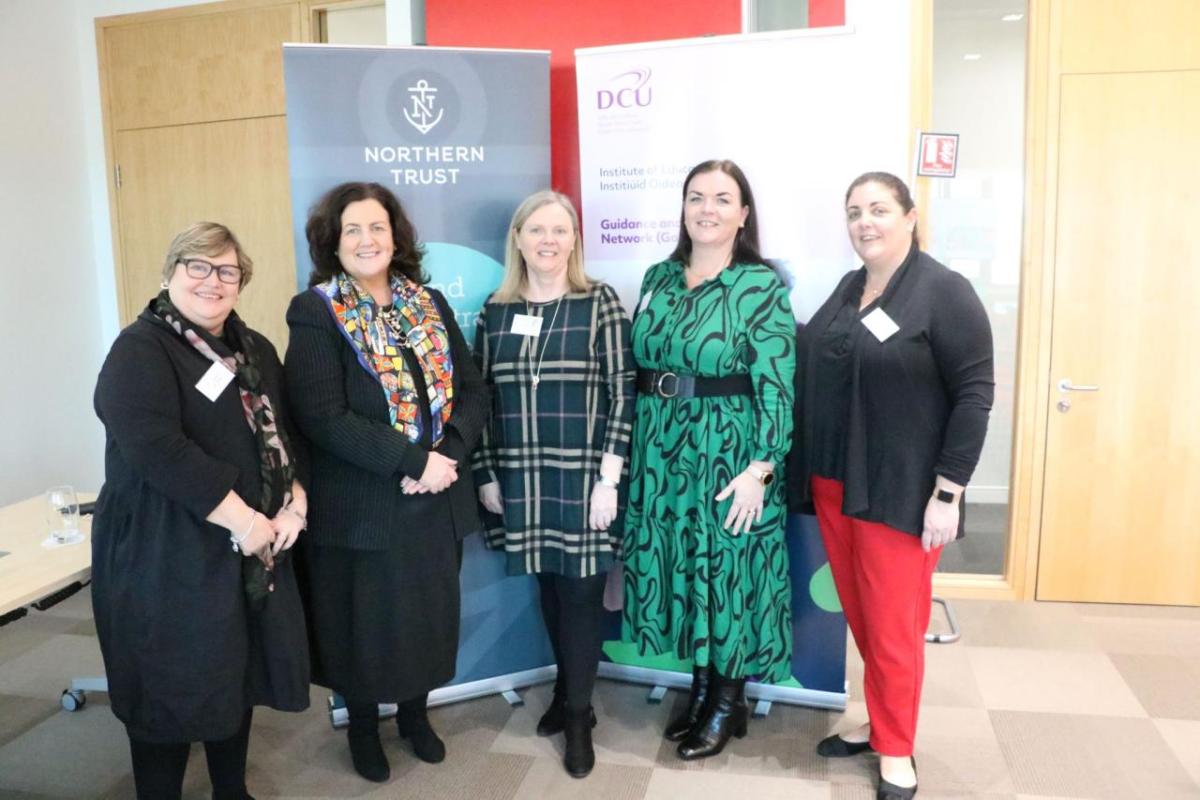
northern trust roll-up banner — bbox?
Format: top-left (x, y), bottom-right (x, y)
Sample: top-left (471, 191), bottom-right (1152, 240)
top-left (283, 44), bottom-right (553, 705)
top-left (577, 22), bottom-right (914, 709)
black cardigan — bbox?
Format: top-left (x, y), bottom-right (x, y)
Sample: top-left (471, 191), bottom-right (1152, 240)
top-left (285, 287), bottom-right (490, 550)
top-left (92, 308), bottom-right (310, 742)
top-left (786, 247), bottom-right (994, 537)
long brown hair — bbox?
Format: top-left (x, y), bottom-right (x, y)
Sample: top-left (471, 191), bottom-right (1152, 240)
top-left (668, 159), bottom-right (769, 267)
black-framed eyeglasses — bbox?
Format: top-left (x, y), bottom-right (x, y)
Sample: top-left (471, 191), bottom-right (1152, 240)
top-left (178, 258), bottom-right (243, 285)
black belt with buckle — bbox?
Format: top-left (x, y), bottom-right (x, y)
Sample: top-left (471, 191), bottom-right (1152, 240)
top-left (636, 369), bottom-right (753, 399)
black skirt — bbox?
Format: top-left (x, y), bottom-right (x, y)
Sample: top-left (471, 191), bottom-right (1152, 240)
top-left (300, 529), bottom-right (463, 703)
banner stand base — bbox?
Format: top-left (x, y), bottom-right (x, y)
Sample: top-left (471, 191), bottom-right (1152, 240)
top-left (597, 662), bottom-right (848, 713)
top-left (328, 665), bottom-right (557, 729)
top-left (328, 662), bottom-right (846, 729)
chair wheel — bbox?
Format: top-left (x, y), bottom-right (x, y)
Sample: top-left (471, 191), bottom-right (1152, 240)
top-left (61, 689), bottom-right (86, 711)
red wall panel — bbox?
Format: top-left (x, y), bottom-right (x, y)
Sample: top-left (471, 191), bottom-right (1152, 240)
top-left (426, 1), bottom-right (741, 214)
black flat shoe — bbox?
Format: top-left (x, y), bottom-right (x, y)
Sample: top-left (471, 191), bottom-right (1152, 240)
top-left (876, 778), bottom-right (917, 799)
top-left (537, 695), bottom-right (596, 737)
top-left (877, 757), bottom-right (918, 800)
top-left (664, 664), bottom-right (712, 742)
top-left (816, 733), bottom-right (873, 757)
top-left (397, 714), bottom-right (446, 764)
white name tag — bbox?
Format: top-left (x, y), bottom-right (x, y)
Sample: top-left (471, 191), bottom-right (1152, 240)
top-left (861, 307), bottom-right (900, 342)
top-left (196, 362), bottom-right (236, 402)
top-left (637, 291), bottom-right (653, 314)
top-left (511, 313), bottom-right (543, 337)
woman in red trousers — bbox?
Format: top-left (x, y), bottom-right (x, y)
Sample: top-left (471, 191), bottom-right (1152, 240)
top-left (787, 172), bottom-right (993, 800)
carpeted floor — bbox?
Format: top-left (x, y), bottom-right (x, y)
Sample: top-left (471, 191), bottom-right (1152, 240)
top-left (1, 588), bottom-right (1199, 799)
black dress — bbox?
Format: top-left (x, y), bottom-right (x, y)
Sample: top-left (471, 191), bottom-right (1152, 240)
top-left (92, 306), bottom-right (310, 745)
top-left (285, 287), bottom-right (490, 702)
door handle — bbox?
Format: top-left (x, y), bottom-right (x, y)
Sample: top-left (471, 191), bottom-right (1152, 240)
top-left (1058, 378), bottom-right (1100, 392)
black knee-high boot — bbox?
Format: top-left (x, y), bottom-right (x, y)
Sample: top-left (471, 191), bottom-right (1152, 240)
top-left (346, 701), bottom-right (389, 783)
top-left (664, 663), bottom-right (713, 741)
top-left (676, 671), bottom-right (748, 760)
top-left (396, 693), bottom-right (445, 764)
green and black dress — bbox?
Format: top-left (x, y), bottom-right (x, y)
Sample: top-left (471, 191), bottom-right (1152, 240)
top-left (623, 260), bottom-right (796, 681)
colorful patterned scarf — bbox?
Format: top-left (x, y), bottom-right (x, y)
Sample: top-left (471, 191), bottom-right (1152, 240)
top-left (151, 290), bottom-right (295, 607)
top-left (314, 273), bottom-right (454, 446)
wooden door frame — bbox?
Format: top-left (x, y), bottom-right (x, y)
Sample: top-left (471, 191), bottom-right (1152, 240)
top-left (94, 0), bottom-right (372, 329)
top-left (915, 0), bottom-right (1052, 601)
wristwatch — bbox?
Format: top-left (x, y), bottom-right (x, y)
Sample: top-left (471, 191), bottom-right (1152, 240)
top-left (747, 465), bottom-right (775, 486)
top-left (598, 475), bottom-right (619, 489)
top-left (935, 488), bottom-right (956, 504)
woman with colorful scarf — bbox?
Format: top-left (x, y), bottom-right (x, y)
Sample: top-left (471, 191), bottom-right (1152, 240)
top-left (92, 222), bottom-right (311, 800)
top-left (285, 182), bottom-right (490, 784)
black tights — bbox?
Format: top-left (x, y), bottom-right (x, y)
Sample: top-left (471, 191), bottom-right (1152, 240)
top-left (128, 708), bottom-right (253, 800)
top-left (536, 572), bottom-right (608, 712)
top-left (346, 692), bottom-right (429, 733)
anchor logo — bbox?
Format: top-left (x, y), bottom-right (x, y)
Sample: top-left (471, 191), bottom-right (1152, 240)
top-left (404, 79), bottom-right (444, 135)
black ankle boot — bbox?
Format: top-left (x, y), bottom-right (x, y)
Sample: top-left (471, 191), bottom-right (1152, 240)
top-left (562, 707), bottom-right (595, 778)
top-left (347, 703), bottom-right (390, 783)
top-left (396, 706), bottom-right (446, 764)
top-left (537, 691), bottom-right (597, 737)
top-left (676, 672), bottom-right (748, 760)
top-left (664, 664), bottom-right (712, 742)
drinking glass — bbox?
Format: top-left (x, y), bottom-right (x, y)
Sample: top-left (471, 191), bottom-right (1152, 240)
top-left (45, 485), bottom-right (82, 545)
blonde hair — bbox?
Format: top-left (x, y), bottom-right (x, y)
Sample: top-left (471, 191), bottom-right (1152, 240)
top-left (492, 190), bottom-right (590, 303)
top-left (162, 222), bottom-right (254, 288)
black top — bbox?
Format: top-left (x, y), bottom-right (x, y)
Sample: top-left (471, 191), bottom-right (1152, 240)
top-left (808, 299), bottom-right (861, 481)
top-left (787, 246), bottom-right (994, 537)
top-left (92, 307), bottom-right (310, 743)
top-left (284, 286), bottom-right (491, 550)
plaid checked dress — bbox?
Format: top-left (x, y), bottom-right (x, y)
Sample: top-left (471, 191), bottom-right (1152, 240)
top-left (473, 282), bottom-right (635, 577)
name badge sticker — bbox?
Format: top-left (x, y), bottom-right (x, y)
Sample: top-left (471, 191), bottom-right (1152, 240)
top-left (637, 291), bottom-right (653, 314)
top-left (861, 307), bottom-right (900, 342)
top-left (196, 362), bottom-right (236, 402)
top-left (511, 313), bottom-right (543, 337)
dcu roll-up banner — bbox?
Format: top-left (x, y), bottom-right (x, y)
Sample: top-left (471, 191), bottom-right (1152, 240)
top-left (577, 20), bottom-right (914, 709)
top-left (283, 44), bottom-right (554, 710)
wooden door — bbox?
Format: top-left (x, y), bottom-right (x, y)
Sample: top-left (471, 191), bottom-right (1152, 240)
top-left (114, 117), bottom-right (296, 347)
top-left (1035, 70), bottom-right (1200, 604)
top-left (99, 1), bottom-right (303, 349)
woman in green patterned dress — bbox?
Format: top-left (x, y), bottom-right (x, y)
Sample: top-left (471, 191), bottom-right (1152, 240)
top-left (624, 159), bottom-right (796, 760)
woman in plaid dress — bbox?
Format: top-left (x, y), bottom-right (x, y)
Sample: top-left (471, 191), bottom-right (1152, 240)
top-left (473, 190), bottom-right (634, 779)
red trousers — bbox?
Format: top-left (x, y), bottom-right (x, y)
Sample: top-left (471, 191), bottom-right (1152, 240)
top-left (811, 476), bottom-right (941, 756)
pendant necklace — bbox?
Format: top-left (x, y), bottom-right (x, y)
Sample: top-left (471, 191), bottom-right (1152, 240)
top-left (528, 295), bottom-right (564, 390)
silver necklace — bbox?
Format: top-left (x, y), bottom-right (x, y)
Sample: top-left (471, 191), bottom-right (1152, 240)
top-left (528, 295), bottom-right (564, 389)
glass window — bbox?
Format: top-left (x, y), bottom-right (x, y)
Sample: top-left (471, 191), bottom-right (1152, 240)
top-left (929, 0), bottom-right (1027, 575)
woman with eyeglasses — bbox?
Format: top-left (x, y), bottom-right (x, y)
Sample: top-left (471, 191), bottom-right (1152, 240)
top-left (285, 182), bottom-right (490, 783)
top-left (92, 222), bottom-right (310, 799)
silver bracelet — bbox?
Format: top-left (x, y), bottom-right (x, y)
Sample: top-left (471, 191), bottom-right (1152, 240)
top-left (231, 511), bottom-right (257, 553)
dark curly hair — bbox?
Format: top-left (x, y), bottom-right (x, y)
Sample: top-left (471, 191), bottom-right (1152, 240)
top-left (305, 182), bottom-right (427, 287)
top-left (668, 159), bottom-right (769, 268)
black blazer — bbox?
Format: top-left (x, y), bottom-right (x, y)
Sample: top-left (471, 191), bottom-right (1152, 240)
top-left (285, 286), bottom-right (490, 550)
top-left (787, 247), bottom-right (994, 537)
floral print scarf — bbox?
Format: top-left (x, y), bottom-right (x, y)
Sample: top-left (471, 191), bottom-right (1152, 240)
top-left (314, 272), bottom-right (454, 446)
